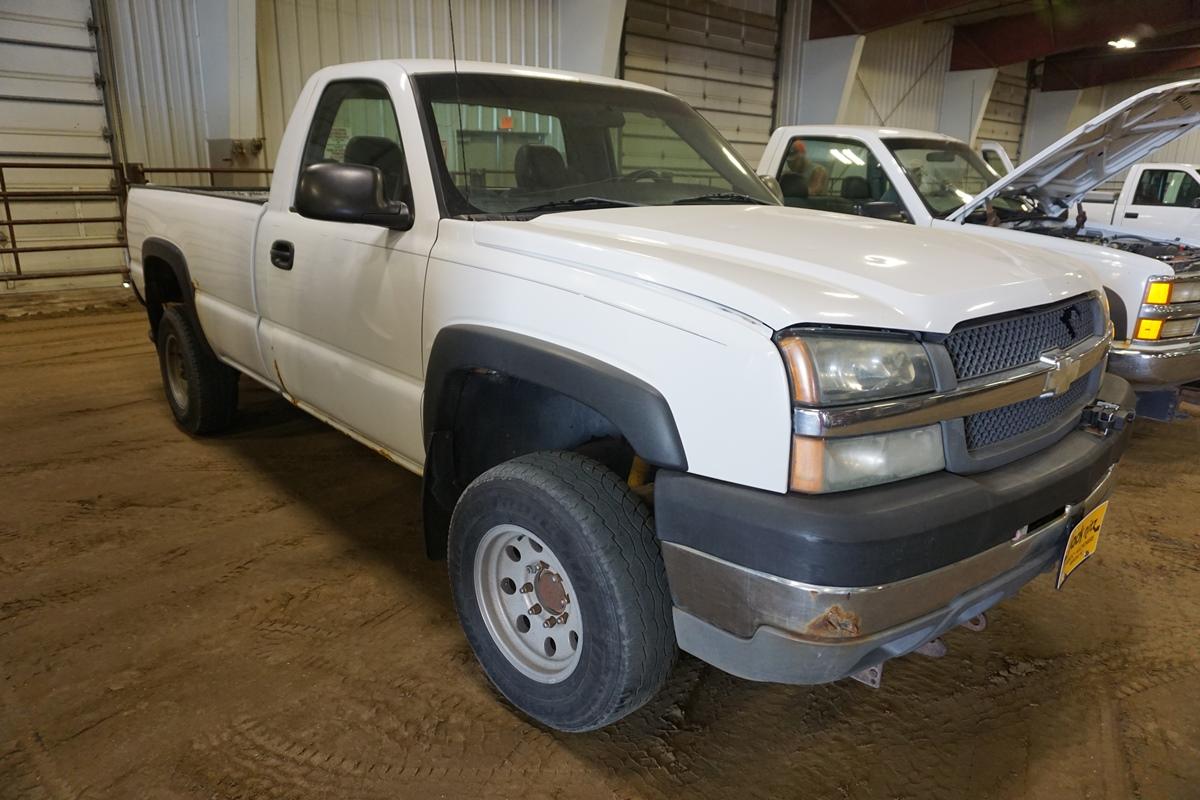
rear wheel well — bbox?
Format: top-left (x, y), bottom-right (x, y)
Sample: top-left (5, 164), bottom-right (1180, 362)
top-left (143, 255), bottom-right (186, 335)
top-left (423, 370), bottom-right (640, 558)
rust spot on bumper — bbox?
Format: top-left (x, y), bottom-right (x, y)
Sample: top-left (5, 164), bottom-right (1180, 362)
top-left (805, 605), bottom-right (861, 639)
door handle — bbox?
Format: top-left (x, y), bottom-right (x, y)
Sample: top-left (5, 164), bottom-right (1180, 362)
top-left (270, 240), bottom-right (294, 270)
top-left (1124, 212), bottom-right (1139, 219)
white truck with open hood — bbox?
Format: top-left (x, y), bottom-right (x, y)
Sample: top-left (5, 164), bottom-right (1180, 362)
top-left (125, 59), bottom-right (1133, 732)
top-left (760, 79), bottom-right (1200, 418)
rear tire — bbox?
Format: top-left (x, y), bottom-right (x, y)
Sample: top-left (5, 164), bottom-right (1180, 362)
top-left (448, 451), bottom-right (675, 732)
top-left (155, 303), bottom-right (238, 435)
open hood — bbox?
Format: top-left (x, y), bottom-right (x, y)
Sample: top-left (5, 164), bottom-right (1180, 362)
top-left (950, 78), bottom-right (1200, 222)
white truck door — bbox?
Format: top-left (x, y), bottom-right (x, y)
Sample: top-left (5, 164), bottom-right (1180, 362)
top-left (254, 77), bottom-right (435, 466)
top-left (1114, 166), bottom-right (1200, 239)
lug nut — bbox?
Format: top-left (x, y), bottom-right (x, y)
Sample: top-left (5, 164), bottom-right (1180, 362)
top-left (543, 617), bottom-right (558, 628)
top-left (519, 582), bottom-right (533, 594)
top-left (529, 603), bottom-right (542, 615)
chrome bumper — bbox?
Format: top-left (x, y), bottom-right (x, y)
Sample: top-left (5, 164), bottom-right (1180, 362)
top-left (1108, 337), bottom-right (1200, 388)
top-left (665, 463), bottom-right (1118, 685)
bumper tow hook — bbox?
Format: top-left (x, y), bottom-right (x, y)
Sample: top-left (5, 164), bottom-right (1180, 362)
top-left (1081, 400), bottom-right (1135, 437)
top-left (915, 638), bottom-right (947, 658)
top-left (962, 613), bottom-right (988, 632)
top-left (849, 664), bottom-right (882, 689)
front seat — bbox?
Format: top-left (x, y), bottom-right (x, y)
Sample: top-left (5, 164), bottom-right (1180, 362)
top-left (779, 172), bottom-right (809, 203)
top-left (840, 175), bottom-right (871, 200)
top-left (344, 136), bottom-right (408, 202)
top-left (514, 144), bottom-right (569, 192)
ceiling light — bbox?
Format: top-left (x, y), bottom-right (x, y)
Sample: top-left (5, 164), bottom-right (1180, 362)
top-left (1108, 37), bottom-right (1137, 49)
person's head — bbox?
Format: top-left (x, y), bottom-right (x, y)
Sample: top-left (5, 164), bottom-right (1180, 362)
top-left (786, 139), bottom-right (810, 173)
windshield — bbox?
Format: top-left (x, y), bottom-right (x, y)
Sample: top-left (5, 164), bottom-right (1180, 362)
top-left (413, 73), bottom-right (778, 216)
top-left (884, 137), bottom-right (1030, 219)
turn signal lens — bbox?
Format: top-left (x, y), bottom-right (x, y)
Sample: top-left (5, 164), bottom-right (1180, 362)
top-left (1161, 318), bottom-right (1200, 338)
top-left (1145, 281), bottom-right (1172, 304)
top-left (790, 426), bottom-right (945, 493)
top-left (1135, 318), bottom-right (1163, 340)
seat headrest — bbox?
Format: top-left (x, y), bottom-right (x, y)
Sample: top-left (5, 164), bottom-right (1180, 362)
top-left (840, 175), bottom-right (871, 200)
top-left (779, 172), bottom-right (809, 199)
top-left (345, 136), bottom-right (404, 169)
top-left (515, 144), bottom-right (569, 191)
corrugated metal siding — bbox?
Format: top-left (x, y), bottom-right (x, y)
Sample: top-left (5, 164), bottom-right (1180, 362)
top-left (978, 62), bottom-right (1028, 158)
top-left (102, 0), bottom-right (211, 174)
top-left (257, 0), bottom-right (558, 167)
top-left (843, 20), bottom-right (952, 130)
top-left (773, 0), bottom-right (808, 128)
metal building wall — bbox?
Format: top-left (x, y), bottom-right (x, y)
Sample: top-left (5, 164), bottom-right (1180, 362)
top-left (842, 20), bottom-right (953, 130)
top-left (257, 0), bottom-right (558, 167)
top-left (102, 0), bottom-right (211, 171)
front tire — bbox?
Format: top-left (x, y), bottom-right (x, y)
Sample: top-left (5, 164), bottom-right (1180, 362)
top-left (155, 303), bottom-right (238, 435)
top-left (448, 451), bottom-right (675, 732)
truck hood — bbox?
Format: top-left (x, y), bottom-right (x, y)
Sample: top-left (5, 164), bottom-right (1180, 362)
top-left (951, 78), bottom-right (1200, 221)
top-left (473, 205), bottom-right (1099, 334)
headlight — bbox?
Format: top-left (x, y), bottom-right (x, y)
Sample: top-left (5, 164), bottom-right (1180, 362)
top-left (791, 426), bottom-right (945, 493)
top-left (1136, 279), bottom-right (1200, 341)
top-left (776, 332), bottom-right (935, 405)
top-left (1144, 278), bottom-right (1200, 305)
top-left (777, 330), bottom-right (942, 493)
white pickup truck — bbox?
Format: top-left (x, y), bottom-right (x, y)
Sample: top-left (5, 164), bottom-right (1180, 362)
top-left (126, 59), bottom-right (1133, 731)
top-left (760, 79), bottom-right (1200, 418)
top-left (1081, 162), bottom-right (1200, 246)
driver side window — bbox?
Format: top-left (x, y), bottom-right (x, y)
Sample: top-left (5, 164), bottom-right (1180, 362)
top-left (776, 137), bottom-right (894, 213)
top-left (1134, 169), bottom-right (1200, 207)
top-left (300, 81), bottom-right (411, 206)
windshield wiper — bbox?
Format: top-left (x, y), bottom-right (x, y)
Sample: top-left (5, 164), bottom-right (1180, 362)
top-left (512, 197), bottom-right (641, 214)
top-left (671, 192), bottom-right (769, 205)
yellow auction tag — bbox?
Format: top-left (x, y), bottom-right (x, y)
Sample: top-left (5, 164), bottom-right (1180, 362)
top-left (1056, 501), bottom-right (1108, 589)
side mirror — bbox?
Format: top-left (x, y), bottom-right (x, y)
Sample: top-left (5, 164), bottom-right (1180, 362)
top-left (1191, 196), bottom-right (1200, 209)
top-left (758, 174), bottom-right (784, 203)
top-left (296, 162), bottom-right (413, 230)
top-left (859, 200), bottom-right (910, 223)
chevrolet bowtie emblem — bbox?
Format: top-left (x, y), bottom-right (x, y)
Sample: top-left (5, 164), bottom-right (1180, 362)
top-left (1039, 348), bottom-right (1085, 398)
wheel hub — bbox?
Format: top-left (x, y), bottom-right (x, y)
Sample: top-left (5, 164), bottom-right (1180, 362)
top-left (533, 564), bottom-right (569, 616)
top-left (474, 524), bottom-right (583, 684)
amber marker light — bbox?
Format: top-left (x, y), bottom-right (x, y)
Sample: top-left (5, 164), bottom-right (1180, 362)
top-left (1145, 281), bottom-right (1172, 305)
top-left (777, 336), bottom-right (819, 403)
top-left (1135, 318), bottom-right (1163, 340)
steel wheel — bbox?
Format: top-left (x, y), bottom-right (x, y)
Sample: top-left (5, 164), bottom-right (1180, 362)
top-left (163, 331), bottom-right (189, 412)
top-left (474, 523), bottom-right (583, 684)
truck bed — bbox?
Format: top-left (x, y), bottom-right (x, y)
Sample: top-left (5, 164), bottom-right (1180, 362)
top-left (126, 184), bottom-right (269, 381)
top-left (133, 184), bottom-right (270, 204)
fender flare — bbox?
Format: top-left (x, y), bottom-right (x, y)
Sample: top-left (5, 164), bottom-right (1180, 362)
top-left (1104, 286), bottom-right (1127, 339)
top-left (141, 238), bottom-right (195, 306)
top-left (423, 325), bottom-right (687, 471)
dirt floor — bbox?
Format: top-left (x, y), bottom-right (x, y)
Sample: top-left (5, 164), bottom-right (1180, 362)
top-left (1, 307), bottom-right (1198, 800)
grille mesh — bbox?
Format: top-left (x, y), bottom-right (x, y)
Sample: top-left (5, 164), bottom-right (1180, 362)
top-left (964, 372), bottom-right (1093, 450)
top-left (944, 297), bottom-right (1099, 381)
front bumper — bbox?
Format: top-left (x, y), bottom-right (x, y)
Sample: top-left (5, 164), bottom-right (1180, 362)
top-left (1108, 337), bottom-right (1200, 388)
top-left (656, 374), bottom-right (1135, 685)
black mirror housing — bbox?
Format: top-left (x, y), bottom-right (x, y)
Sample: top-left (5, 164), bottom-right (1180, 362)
top-left (295, 162), bottom-right (413, 230)
top-left (859, 200), bottom-right (910, 223)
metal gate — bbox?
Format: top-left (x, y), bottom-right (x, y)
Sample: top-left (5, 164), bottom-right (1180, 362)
top-left (621, 0), bottom-right (780, 166)
top-left (977, 62), bottom-right (1030, 162)
top-left (0, 0), bottom-right (126, 291)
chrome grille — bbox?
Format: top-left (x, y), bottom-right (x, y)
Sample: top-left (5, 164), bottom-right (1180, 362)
top-left (963, 373), bottom-right (1093, 450)
top-left (944, 296), bottom-right (1099, 381)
